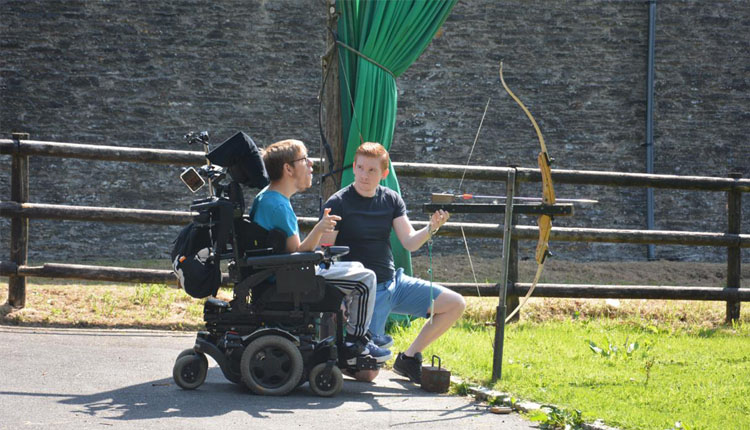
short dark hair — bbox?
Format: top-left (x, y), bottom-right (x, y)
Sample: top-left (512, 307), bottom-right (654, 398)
top-left (262, 139), bottom-right (305, 181)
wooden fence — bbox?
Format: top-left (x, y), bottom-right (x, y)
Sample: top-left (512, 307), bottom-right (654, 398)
top-left (1, 135), bottom-right (748, 321)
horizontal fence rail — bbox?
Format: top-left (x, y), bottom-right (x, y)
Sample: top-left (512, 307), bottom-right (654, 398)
top-left (1, 138), bottom-right (746, 322)
top-left (0, 202), bottom-right (192, 225)
top-left (2, 139), bottom-right (750, 190)
top-left (3, 261), bottom-right (747, 302)
top-left (443, 283), bottom-right (750, 301)
top-left (0, 139), bottom-right (204, 165)
top-left (1, 202), bottom-right (748, 247)
top-left (1, 261), bottom-right (180, 285)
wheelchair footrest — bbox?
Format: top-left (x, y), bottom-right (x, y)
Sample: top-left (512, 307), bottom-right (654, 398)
top-left (350, 356), bottom-right (380, 371)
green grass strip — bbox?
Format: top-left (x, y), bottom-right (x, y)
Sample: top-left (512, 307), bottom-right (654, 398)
top-left (389, 318), bottom-right (750, 430)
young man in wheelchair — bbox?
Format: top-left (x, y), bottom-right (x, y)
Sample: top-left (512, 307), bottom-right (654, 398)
top-left (250, 138), bottom-right (391, 366)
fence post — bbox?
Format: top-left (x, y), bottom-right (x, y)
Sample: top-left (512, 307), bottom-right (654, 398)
top-left (726, 171), bottom-right (742, 323)
top-left (8, 133), bottom-right (30, 308)
top-left (492, 168), bottom-right (517, 382)
top-left (506, 219), bottom-right (520, 322)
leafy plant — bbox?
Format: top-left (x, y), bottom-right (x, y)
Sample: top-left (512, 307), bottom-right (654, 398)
top-left (528, 405), bottom-right (584, 430)
top-left (487, 395), bottom-right (506, 406)
top-left (449, 381), bottom-right (471, 396)
top-left (588, 336), bottom-right (639, 359)
top-left (130, 283), bottom-right (168, 306)
top-left (89, 291), bottom-right (118, 317)
top-left (643, 356), bottom-right (656, 387)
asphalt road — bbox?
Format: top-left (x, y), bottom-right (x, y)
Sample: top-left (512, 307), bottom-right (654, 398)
top-left (0, 325), bottom-right (537, 430)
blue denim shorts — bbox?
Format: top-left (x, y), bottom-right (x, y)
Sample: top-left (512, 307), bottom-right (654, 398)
top-left (368, 268), bottom-right (448, 336)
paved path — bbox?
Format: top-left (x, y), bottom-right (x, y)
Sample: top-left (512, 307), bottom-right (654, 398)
top-left (0, 325), bottom-right (537, 430)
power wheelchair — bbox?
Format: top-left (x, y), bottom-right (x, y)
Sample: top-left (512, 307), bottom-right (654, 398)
top-left (171, 132), bottom-right (380, 397)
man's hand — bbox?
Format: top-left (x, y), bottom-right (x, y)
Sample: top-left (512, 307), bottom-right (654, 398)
top-left (315, 207), bottom-right (341, 234)
top-left (299, 208), bottom-right (341, 252)
top-left (429, 209), bottom-right (450, 234)
top-left (393, 209), bottom-right (450, 252)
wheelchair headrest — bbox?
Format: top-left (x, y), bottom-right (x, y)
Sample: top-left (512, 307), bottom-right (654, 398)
top-left (207, 132), bottom-right (269, 189)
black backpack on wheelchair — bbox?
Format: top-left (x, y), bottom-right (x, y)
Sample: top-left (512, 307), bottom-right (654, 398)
top-left (171, 132), bottom-right (379, 397)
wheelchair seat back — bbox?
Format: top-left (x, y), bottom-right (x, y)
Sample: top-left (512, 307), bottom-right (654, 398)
top-left (230, 218), bottom-right (340, 310)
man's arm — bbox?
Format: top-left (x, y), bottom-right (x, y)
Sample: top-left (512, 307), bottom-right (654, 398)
top-left (294, 208), bottom-right (341, 253)
top-left (319, 230), bottom-right (339, 247)
top-left (392, 210), bottom-right (450, 252)
top-left (318, 194), bottom-right (342, 248)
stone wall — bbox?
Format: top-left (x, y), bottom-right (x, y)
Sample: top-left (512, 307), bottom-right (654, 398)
top-left (1, 0), bottom-right (748, 264)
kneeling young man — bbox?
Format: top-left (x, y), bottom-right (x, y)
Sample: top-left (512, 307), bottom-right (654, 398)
top-left (251, 139), bottom-right (391, 365)
top-left (322, 142), bottom-right (466, 383)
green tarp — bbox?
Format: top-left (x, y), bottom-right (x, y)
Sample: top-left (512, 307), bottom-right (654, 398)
top-left (336, 0), bottom-right (457, 275)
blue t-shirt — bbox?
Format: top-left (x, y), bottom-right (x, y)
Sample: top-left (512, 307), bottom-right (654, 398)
top-left (250, 188), bottom-right (298, 238)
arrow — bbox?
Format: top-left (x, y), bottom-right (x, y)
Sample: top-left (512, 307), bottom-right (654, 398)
top-left (430, 193), bottom-right (597, 204)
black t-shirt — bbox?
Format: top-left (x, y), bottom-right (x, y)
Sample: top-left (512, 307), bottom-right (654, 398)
top-left (323, 184), bottom-right (407, 284)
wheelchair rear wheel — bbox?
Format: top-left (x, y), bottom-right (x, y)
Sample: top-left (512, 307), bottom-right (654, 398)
top-left (173, 353), bottom-right (208, 390)
top-left (308, 363), bottom-right (343, 397)
top-left (240, 335), bottom-right (303, 396)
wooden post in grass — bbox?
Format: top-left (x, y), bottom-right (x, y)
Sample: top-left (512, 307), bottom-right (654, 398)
top-left (726, 171), bottom-right (742, 323)
top-left (8, 133), bottom-right (30, 308)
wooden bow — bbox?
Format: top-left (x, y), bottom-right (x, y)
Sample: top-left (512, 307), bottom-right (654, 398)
top-left (499, 61), bottom-right (556, 323)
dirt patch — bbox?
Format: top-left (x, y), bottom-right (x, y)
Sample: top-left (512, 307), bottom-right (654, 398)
top-left (411, 255), bottom-right (745, 287)
top-left (412, 255), bottom-right (749, 329)
top-left (1, 259), bottom-right (747, 330)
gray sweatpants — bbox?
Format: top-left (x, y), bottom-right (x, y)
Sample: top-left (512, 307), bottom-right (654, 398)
top-left (316, 261), bottom-right (376, 339)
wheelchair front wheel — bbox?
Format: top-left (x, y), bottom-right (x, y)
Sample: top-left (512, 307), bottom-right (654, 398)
top-left (176, 348), bottom-right (202, 362)
top-left (240, 335), bottom-right (303, 396)
top-left (309, 363), bottom-right (343, 397)
top-left (173, 354), bottom-right (208, 390)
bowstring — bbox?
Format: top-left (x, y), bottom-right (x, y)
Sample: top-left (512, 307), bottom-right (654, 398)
top-left (426, 99), bottom-right (489, 325)
top-left (505, 262), bottom-right (544, 323)
top-left (458, 98), bottom-right (491, 300)
top-left (427, 236), bottom-right (435, 324)
top-left (459, 98), bottom-right (491, 191)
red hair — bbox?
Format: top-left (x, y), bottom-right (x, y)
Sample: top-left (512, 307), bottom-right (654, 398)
top-left (355, 142), bottom-right (389, 170)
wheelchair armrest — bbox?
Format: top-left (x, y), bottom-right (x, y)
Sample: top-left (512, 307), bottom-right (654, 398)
top-left (244, 251), bottom-right (324, 268)
top-left (244, 247), bottom-right (274, 257)
top-left (324, 245), bottom-right (349, 259)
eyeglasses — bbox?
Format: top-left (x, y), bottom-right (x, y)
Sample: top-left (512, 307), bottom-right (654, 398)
top-left (290, 156), bottom-right (310, 165)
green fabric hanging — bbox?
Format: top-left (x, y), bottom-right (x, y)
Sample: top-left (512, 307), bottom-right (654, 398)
top-left (336, 0), bottom-right (457, 275)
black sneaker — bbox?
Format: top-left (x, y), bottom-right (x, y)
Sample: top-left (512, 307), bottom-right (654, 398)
top-left (393, 352), bottom-right (423, 383)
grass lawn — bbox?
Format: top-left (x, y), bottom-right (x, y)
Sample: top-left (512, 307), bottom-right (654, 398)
top-left (390, 316), bottom-right (750, 430)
